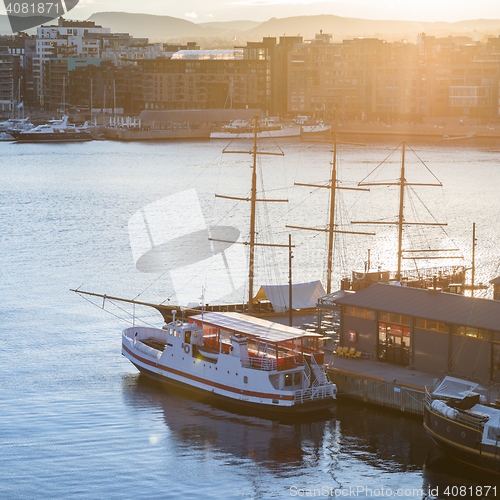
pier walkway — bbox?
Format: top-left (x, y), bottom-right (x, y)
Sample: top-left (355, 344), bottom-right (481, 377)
top-left (325, 353), bottom-right (500, 416)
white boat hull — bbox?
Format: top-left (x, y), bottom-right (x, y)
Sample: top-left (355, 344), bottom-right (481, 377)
top-left (122, 322), bottom-right (336, 419)
top-left (210, 126), bottom-right (301, 139)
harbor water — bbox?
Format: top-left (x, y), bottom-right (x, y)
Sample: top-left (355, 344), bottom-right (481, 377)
top-left (1, 137), bottom-right (500, 499)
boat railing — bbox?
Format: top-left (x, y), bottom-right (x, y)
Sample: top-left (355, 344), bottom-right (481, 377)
top-left (293, 383), bottom-right (336, 403)
top-left (302, 355), bottom-right (312, 387)
top-left (240, 355), bottom-right (277, 371)
top-left (424, 389), bottom-right (433, 408)
top-left (310, 354), bottom-right (327, 385)
top-left (456, 410), bottom-right (489, 430)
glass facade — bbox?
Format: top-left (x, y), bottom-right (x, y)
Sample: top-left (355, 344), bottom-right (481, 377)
top-left (377, 321), bottom-right (410, 366)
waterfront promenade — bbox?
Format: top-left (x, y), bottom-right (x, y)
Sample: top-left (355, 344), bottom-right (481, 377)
top-left (333, 121), bottom-right (500, 141)
top-left (325, 353), bottom-right (500, 416)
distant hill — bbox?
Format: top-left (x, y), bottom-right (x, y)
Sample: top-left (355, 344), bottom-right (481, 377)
top-left (198, 20), bottom-right (260, 32)
top-left (87, 12), bottom-right (500, 44)
top-left (2, 12), bottom-right (500, 44)
top-left (87, 12), bottom-right (202, 38)
top-left (246, 15), bottom-right (500, 42)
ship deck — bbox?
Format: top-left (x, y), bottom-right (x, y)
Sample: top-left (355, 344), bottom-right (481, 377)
top-left (140, 338), bottom-right (166, 351)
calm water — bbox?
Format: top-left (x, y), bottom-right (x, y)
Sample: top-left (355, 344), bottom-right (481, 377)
top-left (1, 137), bottom-right (500, 499)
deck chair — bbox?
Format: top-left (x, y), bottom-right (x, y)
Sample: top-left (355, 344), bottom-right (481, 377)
top-left (348, 347), bottom-right (356, 358)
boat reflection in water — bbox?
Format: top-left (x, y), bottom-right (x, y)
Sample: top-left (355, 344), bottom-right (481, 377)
top-left (122, 374), bottom-right (450, 494)
top-left (122, 373), bottom-right (330, 467)
top-left (122, 374), bottom-right (499, 497)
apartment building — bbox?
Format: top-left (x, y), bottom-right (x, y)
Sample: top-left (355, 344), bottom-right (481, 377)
top-left (6, 17), bottom-right (500, 122)
top-left (32, 17), bottom-right (110, 107)
top-left (101, 40), bottom-right (198, 67)
top-left (139, 48), bottom-right (268, 111)
top-left (68, 61), bottom-right (143, 115)
top-left (0, 35), bottom-right (26, 117)
top-left (288, 32), bottom-right (500, 123)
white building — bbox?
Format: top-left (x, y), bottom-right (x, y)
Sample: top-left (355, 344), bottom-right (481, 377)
top-left (33, 18), bottom-right (110, 103)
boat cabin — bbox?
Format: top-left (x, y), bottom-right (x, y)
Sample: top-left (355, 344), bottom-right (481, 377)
top-left (188, 312), bottom-right (325, 371)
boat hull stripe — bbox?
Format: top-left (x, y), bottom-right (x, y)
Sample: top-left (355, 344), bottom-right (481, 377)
top-left (123, 343), bottom-right (295, 401)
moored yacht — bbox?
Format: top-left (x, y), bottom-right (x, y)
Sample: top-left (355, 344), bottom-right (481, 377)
top-left (211, 118), bottom-right (300, 139)
top-left (9, 115), bottom-right (93, 143)
top-left (0, 117), bottom-right (34, 133)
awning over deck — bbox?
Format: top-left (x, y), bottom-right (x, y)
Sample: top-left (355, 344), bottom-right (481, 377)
top-left (254, 280), bottom-right (326, 313)
top-left (190, 311), bottom-right (321, 343)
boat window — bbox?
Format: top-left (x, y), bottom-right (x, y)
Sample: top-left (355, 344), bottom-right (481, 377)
top-left (184, 331), bottom-right (191, 344)
top-left (284, 373), bottom-right (293, 387)
top-left (294, 372), bottom-right (301, 385)
top-left (219, 328), bottom-right (231, 344)
top-left (243, 376), bottom-right (248, 384)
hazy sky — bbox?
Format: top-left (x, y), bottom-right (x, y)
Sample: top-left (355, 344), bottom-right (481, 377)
top-left (2, 0), bottom-right (500, 23)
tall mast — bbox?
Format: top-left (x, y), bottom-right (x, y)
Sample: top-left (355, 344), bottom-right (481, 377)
top-left (396, 143), bottom-right (406, 281)
top-left (248, 121), bottom-right (258, 309)
top-left (288, 234), bottom-right (293, 326)
top-left (287, 112), bottom-right (371, 294)
top-left (214, 116), bottom-right (290, 312)
top-left (326, 140), bottom-right (337, 293)
top-left (90, 78), bottom-right (93, 124)
top-left (471, 222), bottom-right (476, 297)
top-left (62, 74), bottom-right (66, 117)
top-left (353, 141), bottom-right (451, 281)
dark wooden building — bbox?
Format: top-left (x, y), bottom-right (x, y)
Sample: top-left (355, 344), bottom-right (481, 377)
top-left (332, 283), bottom-right (500, 383)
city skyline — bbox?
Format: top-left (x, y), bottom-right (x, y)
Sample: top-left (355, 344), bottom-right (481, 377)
top-left (2, 0), bottom-right (500, 24)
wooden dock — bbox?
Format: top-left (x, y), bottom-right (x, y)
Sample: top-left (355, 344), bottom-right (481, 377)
top-left (326, 354), bottom-right (438, 416)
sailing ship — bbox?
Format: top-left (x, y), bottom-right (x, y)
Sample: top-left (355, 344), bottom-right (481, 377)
top-left (424, 376), bottom-right (500, 475)
top-left (74, 116), bottom-right (336, 418)
top-left (287, 123), bottom-right (372, 295)
top-left (286, 117), bottom-right (466, 295)
top-left (344, 141), bottom-right (467, 292)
